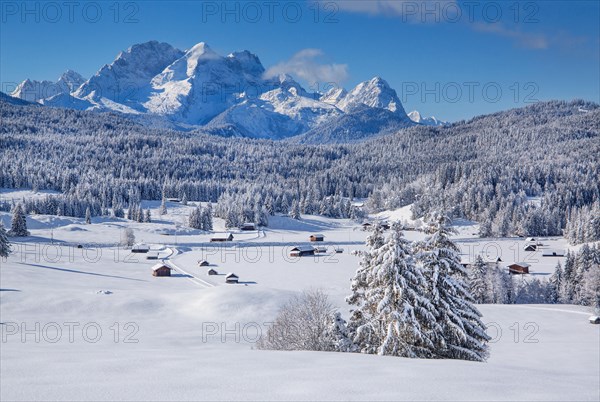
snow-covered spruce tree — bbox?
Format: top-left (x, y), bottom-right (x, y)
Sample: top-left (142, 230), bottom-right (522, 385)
top-left (323, 312), bottom-right (355, 352)
top-left (347, 223), bottom-right (438, 357)
top-left (469, 255), bottom-right (489, 304)
top-left (415, 212), bottom-right (490, 361)
top-left (346, 224), bottom-right (385, 354)
top-left (181, 192), bottom-right (188, 206)
top-left (188, 206), bottom-right (203, 229)
top-left (85, 207), bottom-right (91, 224)
top-left (290, 199), bottom-right (301, 220)
top-left (0, 223), bottom-right (11, 258)
top-left (8, 203), bottom-right (29, 237)
top-left (559, 252), bottom-right (576, 303)
top-left (548, 262), bottom-right (563, 304)
top-left (144, 209), bottom-right (151, 223)
top-left (159, 196), bottom-right (167, 216)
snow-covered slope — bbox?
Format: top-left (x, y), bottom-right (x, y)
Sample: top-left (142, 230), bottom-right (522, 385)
top-left (1, 201), bottom-right (598, 401)
top-left (0, 91), bottom-right (38, 106)
top-left (336, 77), bottom-right (407, 116)
top-left (15, 41), bottom-right (424, 141)
top-left (75, 40), bottom-right (184, 106)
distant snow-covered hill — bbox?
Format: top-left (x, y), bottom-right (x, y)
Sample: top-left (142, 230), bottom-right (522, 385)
top-left (408, 110), bottom-right (448, 126)
top-left (11, 40), bottom-right (418, 141)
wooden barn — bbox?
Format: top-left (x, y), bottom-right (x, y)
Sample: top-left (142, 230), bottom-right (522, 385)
top-left (309, 234), bottom-right (325, 242)
top-left (132, 243), bottom-right (150, 253)
top-left (146, 252), bottom-right (159, 260)
top-left (207, 268), bottom-right (218, 276)
top-left (542, 250), bottom-right (565, 257)
top-left (240, 222), bottom-right (256, 231)
top-left (290, 246), bottom-right (316, 257)
top-left (361, 222), bottom-right (372, 230)
top-left (523, 244), bottom-right (537, 252)
top-left (198, 260), bottom-right (210, 267)
top-left (225, 273), bottom-right (239, 284)
top-left (508, 262), bottom-right (530, 275)
top-left (210, 233), bottom-right (234, 242)
top-left (152, 263), bottom-right (172, 277)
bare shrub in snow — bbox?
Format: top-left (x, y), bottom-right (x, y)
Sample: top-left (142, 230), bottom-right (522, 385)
top-left (256, 289), bottom-right (353, 352)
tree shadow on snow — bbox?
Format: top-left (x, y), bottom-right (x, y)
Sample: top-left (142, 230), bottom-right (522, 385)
top-left (17, 262), bottom-right (147, 282)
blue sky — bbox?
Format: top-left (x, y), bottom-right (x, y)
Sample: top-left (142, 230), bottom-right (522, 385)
top-left (1, 0), bottom-right (598, 121)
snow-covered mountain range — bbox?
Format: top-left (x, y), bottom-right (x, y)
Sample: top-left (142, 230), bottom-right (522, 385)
top-left (10, 40), bottom-right (445, 140)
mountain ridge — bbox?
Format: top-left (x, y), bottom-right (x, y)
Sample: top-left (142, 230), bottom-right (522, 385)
top-left (11, 40), bottom-right (420, 141)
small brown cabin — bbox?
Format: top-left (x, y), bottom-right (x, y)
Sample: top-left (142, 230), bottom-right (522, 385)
top-left (309, 234), bottom-right (325, 242)
top-left (523, 244), bottom-right (537, 252)
top-left (198, 260), bottom-right (210, 267)
top-left (152, 264), bottom-right (172, 277)
top-left (207, 268), bottom-right (218, 276)
top-left (290, 246), bottom-right (315, 257)
top-left (210, 233), bottom-right (234, 242)
top-left (508, 262), bottom-right (530, 275)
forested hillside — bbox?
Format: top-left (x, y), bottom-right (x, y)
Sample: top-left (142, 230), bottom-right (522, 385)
top-left (1, 99), bottom-right (598, 239)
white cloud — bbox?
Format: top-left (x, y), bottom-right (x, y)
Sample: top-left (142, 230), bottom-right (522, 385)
top-left (265, 49), bottom-right (349, 84)
top-left (317, 0), bottom-right (457, 21)
top-left (473, 23), bottom-right (549, 50)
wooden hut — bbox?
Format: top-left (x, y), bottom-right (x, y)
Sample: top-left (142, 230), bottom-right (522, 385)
top-left (309, 234), bottom-right (325, 242)
top-left (207, 268), bottom-right (218, 276)
top-left (508, 262), bottom-right (530, 275)
top-left (225, 273), bottom-right (239, 284)
top-left (290, 246), bottom-right (316, 257)
top-left (198, 260), bottom-right (210, 267)
top-left (523, 244), bottom-right (537, 252)
top-left (240, 222), bottom-right (256, 231)
top-left (146, 252), bottom-right (159, 260)
top-left (210, 233), bottom-right (234, 242)
top-left (132, 243), bottom-right (150, 253)
top-left (152, 263), bottom-right (172, 277)
top-left (542, 250), bottom-right (565, 257)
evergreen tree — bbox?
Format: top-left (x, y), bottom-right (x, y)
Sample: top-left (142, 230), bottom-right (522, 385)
top-left (8, 203), bottom-right (29, 237)
top-left (144, 209), bottom-right (151, 223)
top-left (113, 203), bottom-right (124, 218)
top-left (159, 196), bottom-right (167, 216)
top-left (290, 199), bottom-right (301, 220)
top-left (348, 223), bottom-right (438, 358)
top-left (323, 312), bottom-right (355, 352)
top-left (189, 206), bottom-right (203, 229)
top-left (0, 223), bottom-right (11, 258)
top-left (560, 252), bottom-right (576, 303)
top-left (203, 207), bottom-right (213, 231)
top-left (85, 207), bottom-right (91, 224)
top-left (416, 212), bottom-right (490, 361)
top-left (469, 255), bottom-right (489, 304)
top-left (548, 262), bottom-right (562, 304)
